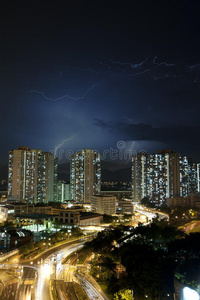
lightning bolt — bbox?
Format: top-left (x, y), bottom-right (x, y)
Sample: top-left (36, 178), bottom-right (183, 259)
top-left (94, 55), bottom-right (185, 82)
top-left (122, 117), bottom-right (133, 123)
top-left (187, 64), bottom-right (200, 82)
top-left (97, 56), bottom-right (177, 79)
top-left (130, 68), bottom-right (152, 77)
top-left (95, 57), bottom-right (112, 69)
top-left (30, 84), bottom-right (95, 102)
top-left (110, 56), bottom-right (149, 69)
top-left (153, 56), bottom-right (175, 67)
top-left (54, 136), bottom-right (75, 157)
top-left (188, 63), bottom-right (200, 70)
top-left (148, 73), bottom-right (182, 80)
top-left (125, 140), bottom-right (136, 164)
top-left (107, 56), bottom-right (200, 82)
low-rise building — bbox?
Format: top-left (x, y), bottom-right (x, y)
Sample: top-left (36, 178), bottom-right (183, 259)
top-left (0, 191), bottom-right (7, 202)
top-left (0, 227), bottom-right (33, 250)
top-left (54, 210), bottom-right (80, 225)
top-left (12, 203), bottom-right (81, 228)
top-left (91, 195), bottom-right (116, 215)
top-left (117, 200), bottom-right (134, 215)
top-left (13, 203), bottom-right (52, 215)
top-left (79, 212), bottom-right (103, 226)
top-left (167, 193), bottom-right (200, 208)
top-left (0, 206), bottom-right (8, 222)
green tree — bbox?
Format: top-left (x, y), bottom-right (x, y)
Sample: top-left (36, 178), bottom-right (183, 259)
top-left (52, 219), bottom-right (63, 232)
top-left (71, 227), bottom-right (83, 237)
top-left (141, 197), bottom-right (155, 208)
top-left (160, 204), bottom-right (171, 214)
top-left (114, 289), bottom-right (133, 300)
top-left (19, 241), bottom-right (34, 255)
top-left (102, 214), bottom-right (119, 224)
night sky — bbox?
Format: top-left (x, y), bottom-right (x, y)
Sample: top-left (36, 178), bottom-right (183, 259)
top-left (1, 0), bottom-right (200, 170)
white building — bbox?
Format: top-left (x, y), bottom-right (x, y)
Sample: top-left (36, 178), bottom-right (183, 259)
top-left (91, 195), bottom-right (116, 215)
top-left (8, 146), bottom-right (58, 203)
top-left (70, 149), bottom-right (101, 203)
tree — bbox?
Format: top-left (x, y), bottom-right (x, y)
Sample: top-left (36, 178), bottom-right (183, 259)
top-left (141, 197), bottom-right (155, 208)
top-left (102, 214), bottom-right (119, 224)
top-left (52, 219), bottom-right (63, 232)
top-left (19, 241), bottom-right (34, 255)
top-left (114, 289), bottom-right (133, 300)
top-left (160, 204), bottom-right (171, 214)
top-left (71, 227), bottom-right (83, 237)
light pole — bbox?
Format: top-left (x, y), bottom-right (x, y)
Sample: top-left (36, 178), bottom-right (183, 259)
top-left (53, 253), bottom-right (57, 280)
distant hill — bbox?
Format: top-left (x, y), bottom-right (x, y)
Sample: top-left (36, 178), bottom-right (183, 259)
top-left (58, 161), bottom-right (131, 182)
top-left (0, 164), bottom-right (8, 181)
top-left (101, 168), bottom-right (131, 182)
top-left (1, 160), bottom-right (131, 183)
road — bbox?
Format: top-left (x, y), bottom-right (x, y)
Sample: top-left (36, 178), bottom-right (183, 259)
top-left (1, 238), bottom-right (86, 300)
top-left (36, 242), bottom-right (85, 300)
top-left (75, 274), bottom-right (107, 300)
top-left (134, 204), bottom-right (169, 222)
top-left (2, 234), bottom-right (111, 300)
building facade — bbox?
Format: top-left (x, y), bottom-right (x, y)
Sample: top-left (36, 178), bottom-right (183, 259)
top-left (132, 151), bottom-right (148, 202)
top-left (167, 193), bottom-right (200, 208)
top-left (57, 181), bottom-right (70, 202)
top-left (132, 150), bottom-right (180, 206)
top-left (8, 147), bottom-right (57, 203)
top-left (179, 156), bottom-right (190, 197)
top-left (70, 149), bottom-right (101, 203)
top-left (188, 160), bottom-right (198, 194)
top-left (117, 200), bottom-right (134, 215)
top-left (197, 163), bottom-right (200, 193)
top-left (179, 157), bottom-right (198, 197)
top-left (148, 150), bottom-right (180, 206)
top-left (91, 195), bottom-right (116, 215)
top-left (132, 150), bottom-right (200, 207)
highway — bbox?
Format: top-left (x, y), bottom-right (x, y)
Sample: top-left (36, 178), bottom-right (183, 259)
top-left (1, 237), bottom-right (86, 300)
top-left (75, 274), bottom-right (106, 300)
top-left (134, 204), bottom-right (169, 222)
top-left (1, 233), bottom-right (108, 300)
top-left (36, 242), bottom-right (84, 300)
top-left (3, 239), bottom-right (107, 300)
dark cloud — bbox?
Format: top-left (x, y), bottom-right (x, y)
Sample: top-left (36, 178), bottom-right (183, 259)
top-left (94, 119), bottom-right (200, 145)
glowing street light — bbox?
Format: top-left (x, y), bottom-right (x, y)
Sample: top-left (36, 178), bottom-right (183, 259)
top-left (183, 287), bottom-right (199, 300)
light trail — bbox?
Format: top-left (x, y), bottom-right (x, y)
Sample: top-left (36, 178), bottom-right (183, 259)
top-left (36, 243), bottom-right (84, 299)
top-left (76, 274), bottom-right (105, 300)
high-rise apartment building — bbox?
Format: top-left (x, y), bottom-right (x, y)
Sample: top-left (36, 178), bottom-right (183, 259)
top-left (147, 150), bottom-right (180, 206)
top-left (132, 151), bottom-right (148, 202)
top-left (132, 150), bottom-right (199, 207)
top-left (8, 147), bottom-right (57, 203)
top-left (188, 160), bottom-right (198, 194)
top-left (179, 156), bottom-right (189, 197)
top-left (57, 181), bottom-right (70, 202)
top-left (70, 149), bottom-right (101, 203)
top-left (132, 150), bottom-right (180, 206)
top-left (197, 163), bottom-right (200, 192)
